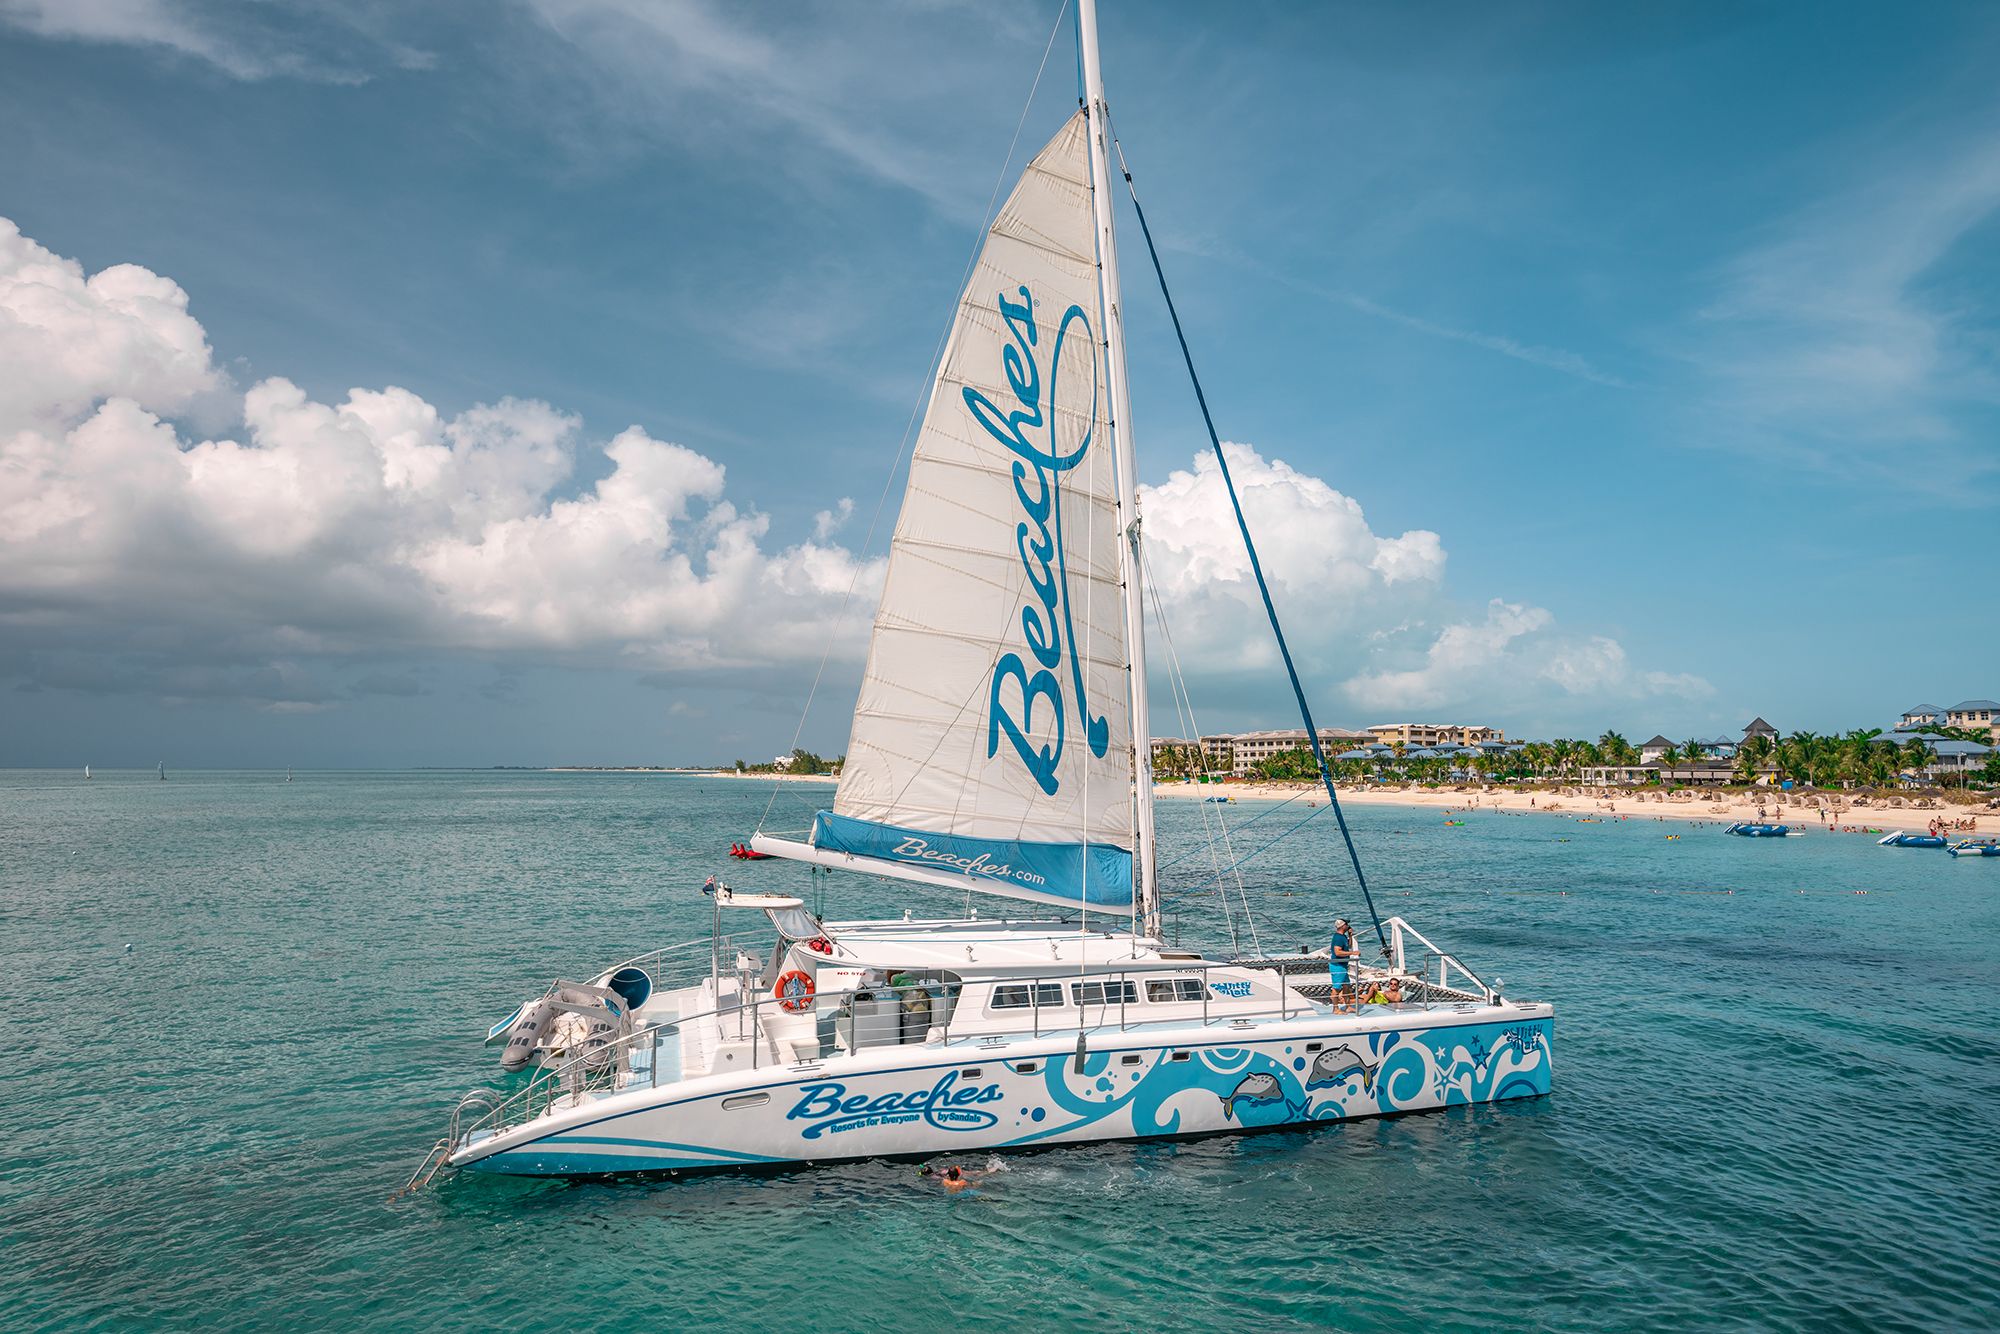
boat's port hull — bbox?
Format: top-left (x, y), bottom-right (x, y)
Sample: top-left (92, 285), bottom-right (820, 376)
top-left (452, 1007), bottom-right (1553, 1178)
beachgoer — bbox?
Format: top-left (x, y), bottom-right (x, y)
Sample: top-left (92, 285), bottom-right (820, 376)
top-left (1329, 917), bottom-right (1357, 1010)
top-left (1384, 977), bottom-right (1404, 1004)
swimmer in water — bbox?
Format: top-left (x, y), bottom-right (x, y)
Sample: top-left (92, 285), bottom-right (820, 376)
top-left (921, 1164), bottom-right (990, 1193)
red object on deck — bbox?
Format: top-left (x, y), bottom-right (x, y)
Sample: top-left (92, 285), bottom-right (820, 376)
top-left (728, 842), bottom-right (774, 860)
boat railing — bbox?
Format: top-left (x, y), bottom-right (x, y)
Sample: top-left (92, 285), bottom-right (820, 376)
top-left (449, 952), bottom-right (1502, 1153)
top-left (1382, 915), bottom-right (1495, 1003)
top-left (597, 934), bottom-right (751, 990)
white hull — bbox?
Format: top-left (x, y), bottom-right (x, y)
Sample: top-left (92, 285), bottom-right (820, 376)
top-left (451, 1002), bottom-right (1553, 1178)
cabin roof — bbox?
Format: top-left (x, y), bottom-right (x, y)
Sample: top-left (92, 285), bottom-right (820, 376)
top-left (1949, 698), bottom-right (1999, 711)
top-left (819, 918), bottom-right (1200, 974)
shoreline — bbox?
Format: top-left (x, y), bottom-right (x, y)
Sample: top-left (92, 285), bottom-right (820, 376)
top-left (1153, 781), bottom-right (1999, 835)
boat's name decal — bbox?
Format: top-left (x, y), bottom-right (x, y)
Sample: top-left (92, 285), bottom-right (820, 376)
top-left (786, 1070), bottom-right (1006, 1139)
top-left (891, 835), bottom-right (1047, 887)
top-left (1209, 981), bottom-right (1252, 998)
top-left (972, 284), bottom-right (1110, 796)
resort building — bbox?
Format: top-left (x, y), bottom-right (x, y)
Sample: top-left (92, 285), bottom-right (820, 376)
top-left (1364, 722), bottom-right (1506, 748)
top-left (1638, 735), bottom-right (1676, 763)
top-left (1926, 740), bottom-right (1993, 778)
top-left (1946, 699), bottom-right (2000, 742)
top-left (1897, 705), bottom-right (1947, 732)
top-left (1225, 727), bottom-right (1372, 776)
top-left (1741, 717), bottom-right (1779, 743)
top-left (1584, 759), bottom-right (1763, 787)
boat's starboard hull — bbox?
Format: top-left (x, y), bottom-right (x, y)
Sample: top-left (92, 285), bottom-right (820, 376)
top-left (452, 1009), bottom-right (1553, 1178)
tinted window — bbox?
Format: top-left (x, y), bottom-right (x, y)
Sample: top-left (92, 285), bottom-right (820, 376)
top-left (991, 983), bottom-right (1064, 1010)
top-left (1146, 978), bottom-right (1205, 1003)
top-left (1070, 980), bottom-right (1138, 1006)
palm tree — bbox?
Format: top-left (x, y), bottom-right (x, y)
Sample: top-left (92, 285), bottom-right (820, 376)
top-left (1902, 737), bottom-right (1933, 785)
top-left (1735, 733), bottom-right (1774, 784)
top-left (1658, 745), bottom-right (1682, 785)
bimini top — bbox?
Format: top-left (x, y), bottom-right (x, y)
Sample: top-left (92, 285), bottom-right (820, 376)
top-left (819, 917), bottom-right (1194, 975)
top-left (713, 888), bottom-right (805, 911)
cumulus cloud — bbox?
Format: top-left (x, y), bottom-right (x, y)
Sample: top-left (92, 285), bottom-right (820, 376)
top-left (1136, 442), bottom-right (1445, 682)
top-left (0, 218), bottom-right (880, 701)
top-left (1350, 606), bottom-right (1713, 717)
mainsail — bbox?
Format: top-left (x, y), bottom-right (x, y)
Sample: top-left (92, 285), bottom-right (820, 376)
top-left (771, 111), bottom-right (1136, 914)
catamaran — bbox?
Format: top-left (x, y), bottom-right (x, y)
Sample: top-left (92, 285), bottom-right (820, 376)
top-left (409, 0), bottom-right (1552, 1189)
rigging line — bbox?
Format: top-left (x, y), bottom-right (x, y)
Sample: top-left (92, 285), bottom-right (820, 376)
top-left (1152, 788), bottom-right (1307, 873)
top-left (1109, 125), bottom-right (1387, 957)
top-left (1140, 543), bottom-right (1258, 955)
top-left (757, 0), bottom-right (1073, 838)
top-left (1161, 802), bottom-right (1330, 907)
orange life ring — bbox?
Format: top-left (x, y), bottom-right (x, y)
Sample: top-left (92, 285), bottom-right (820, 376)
top-left (774, 969), bottom-right (815, 1013)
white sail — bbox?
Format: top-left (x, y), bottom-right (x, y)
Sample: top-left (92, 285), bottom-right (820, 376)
top-left (805, 111), bottom-right (1135, 913)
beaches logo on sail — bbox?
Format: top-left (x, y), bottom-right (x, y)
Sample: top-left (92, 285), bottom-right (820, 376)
top-left (786, 1071), bottom-right (1007, 1139)
top-left (971, 284), bottom-right (1110, 796)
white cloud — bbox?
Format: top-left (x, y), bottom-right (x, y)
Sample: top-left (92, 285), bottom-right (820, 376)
top-left (1347, 610), bottom-right (1714, 717)
top-left (1689, 128), bottom-right (2000, 489)
top-left (0, 217), bottom-right (881, 692)
top-left (1136, 442), bottom-right (1444, 684)
top-left (812, 497), bottom-right (854, 541)
top-left (1142, 443), bottom-right (1446, 593)
top-left (0, 218), bottom-right (223, 432)
top-left (0, 0), bottom-right (430, 83)
top-left (1346, 599), bottom-right (1552, 711)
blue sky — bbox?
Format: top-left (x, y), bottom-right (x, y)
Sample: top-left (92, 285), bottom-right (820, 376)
top-left (2, 0), bottom-right (1996, 769)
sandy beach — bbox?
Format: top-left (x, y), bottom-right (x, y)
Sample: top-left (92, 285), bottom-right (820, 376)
top-left (1154, 781), bottom-right (2000, 836)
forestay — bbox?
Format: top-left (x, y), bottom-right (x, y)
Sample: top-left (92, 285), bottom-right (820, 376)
top-left (804, 111), bottom-right (1135, 913)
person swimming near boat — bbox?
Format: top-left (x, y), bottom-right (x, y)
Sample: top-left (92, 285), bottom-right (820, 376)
top-left (1329, 917), bottom-right (1358, 1011)
top-left (921, 1163), bottom-right (991, 1193)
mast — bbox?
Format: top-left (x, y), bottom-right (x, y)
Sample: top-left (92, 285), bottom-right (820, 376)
top-left (1077, 0), bottom-right (1158, 939)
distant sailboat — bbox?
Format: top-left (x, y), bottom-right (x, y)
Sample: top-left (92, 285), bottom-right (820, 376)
top-left (158, 762), bottom-right (166, 781)
top-left (286, 767), bottom-right (294, 783)
top-left (84, 765), bottom-right (91, 780)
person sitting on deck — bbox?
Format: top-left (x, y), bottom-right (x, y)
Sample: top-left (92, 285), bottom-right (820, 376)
top-left (1329, 918), bottom-right (1358, 1011)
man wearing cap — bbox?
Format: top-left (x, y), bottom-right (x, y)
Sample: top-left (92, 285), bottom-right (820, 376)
top-left (1329, 917), bottom-right (1358, 1012)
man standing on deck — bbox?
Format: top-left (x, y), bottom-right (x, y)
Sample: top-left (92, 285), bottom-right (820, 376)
top-left (1329, 917), bottom-right (1358, 1012)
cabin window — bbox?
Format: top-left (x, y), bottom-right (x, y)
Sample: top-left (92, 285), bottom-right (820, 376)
top-left (991, 983), bottom-right (1065, 1010)
top-left (722, 1093), bottom-right (770, 1110)
top-left (1070, 980), bottom-right (1138, 1006)
top-left (1145, 978), bottom-right (1205, 1003)
top-left (1016, 1061), bottom-right (1040, 1074)
top-left (1169, 1051), bottom-right (1190, 1062)
top-left (1119, 1054), bottom-right (1142, 1067)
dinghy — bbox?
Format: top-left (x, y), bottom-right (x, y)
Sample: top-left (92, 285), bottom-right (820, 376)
top-left (1947, 839), bottom-right (2000, 858)
top-left (411, 0), bottom-right (1551, 1188)
top-left (1726, 823), bottom-right (1791, 837)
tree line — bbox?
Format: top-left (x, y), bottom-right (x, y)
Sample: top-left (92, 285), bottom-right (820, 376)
top-left (1160, 727), bottom-right (2000, 789)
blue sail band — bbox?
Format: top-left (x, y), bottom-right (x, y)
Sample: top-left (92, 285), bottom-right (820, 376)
top-left (811, 811), bottom-right (1134, 911)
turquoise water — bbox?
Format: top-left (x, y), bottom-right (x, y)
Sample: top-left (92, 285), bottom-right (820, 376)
top-left (4, 770), bottom-right (1996, 1332)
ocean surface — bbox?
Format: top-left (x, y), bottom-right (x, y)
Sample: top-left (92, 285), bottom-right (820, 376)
top-left (3, 769), bottom-right (1996, 1332)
